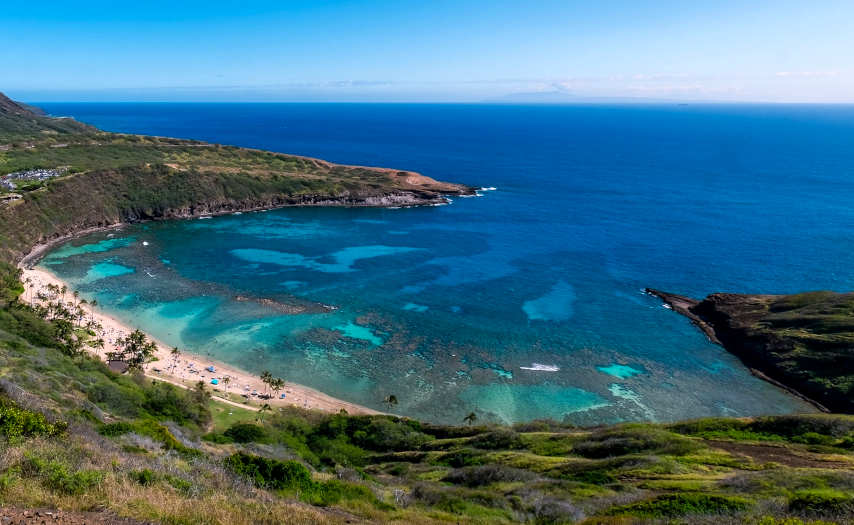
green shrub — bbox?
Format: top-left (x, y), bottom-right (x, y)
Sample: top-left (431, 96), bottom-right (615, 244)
top-left (305, 479), bottom-right (390, 508)
top-left (573, 426), bottom-right (700, 458)
top-left (788, 489), bottom-right (854, 515)
top-left (224, 452), bottom-right (387, 508)
top-left (344, 416), bottom-right (433, 451)
top-left (312, 436), bottom-right (367, 467)
top-left (202, 432), bottom-right (233, 444)
top-left (792, 432), bottom-right (835, 446)
top-left (751, 415), bottom-right (854, 439)
top-left (0, 306), bottom-right (58, 348)
top-left (142, 380), bottom-right (211, 427)
top-left (223, 423), bottom-right (267, 443)
top-left (468, 429), bottom-right (523, 450)
top-left (0, 398), bottom-right (66, 440)
top-left (436, 448), bottom-right (487, 468)
top-left (606, 493), bottom-right (751, 517)
top-left (164, 475), bottom-right (192, 495)
top-left (130, 468), bottom-right (155, 486)
top-left (98, 421), bottom-right (134, 436)
top-left (442, 465), bottom-right (537, 487)
top-left (0, 471), bottom-right (16, 491)
top-left (573, 469), bottom-right (617, 485)
top-left (132, 419), bottom-right (200, 456)
top-left (224, 452), bottom-right (314, 491)
top-left (23, 455), bottom-right (104, 495)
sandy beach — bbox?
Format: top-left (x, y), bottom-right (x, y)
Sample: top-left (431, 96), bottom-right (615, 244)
top-left (20, 265), bottom-right (379, 416)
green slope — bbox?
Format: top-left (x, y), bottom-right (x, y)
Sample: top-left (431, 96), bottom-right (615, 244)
top-left (649, 289), bottom-right (854, 414)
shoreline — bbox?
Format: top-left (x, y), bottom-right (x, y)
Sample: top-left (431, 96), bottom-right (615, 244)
top-left (17, 193), bottom-right (464, 270)
top-left (21, 265), bottom-right (380, 416)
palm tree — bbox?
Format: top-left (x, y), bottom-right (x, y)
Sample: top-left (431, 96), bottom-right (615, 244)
top-left (170, 347), bottom-right (181, 373)
top-left (260, 370), bottom-right (273, 394)
top-left (257, 403), bottom-right (271, 423)
top-left (89, 298), bottom-right (98, 322)
top-left (383, 394), bottom-right (398, 411)
top-left (271, 377), bottom-right (285, 398)
top-left (463, 412), bottom-right (478, 426)
top-left (23, 277), bottom-right (32, 305)
top-left (60, 284), bottom-right (67, 302)
top-left (221, 376), bottom-right (231, 392)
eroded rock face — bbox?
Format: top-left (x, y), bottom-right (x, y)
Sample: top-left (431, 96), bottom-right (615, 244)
top-left (647, 288), bottom-right (854, 414)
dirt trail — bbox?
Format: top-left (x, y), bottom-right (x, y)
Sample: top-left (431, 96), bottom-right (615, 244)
top-left (709, 440), bottom-right (853, 469)
top-left (0, 508), bottom-right (151, 524)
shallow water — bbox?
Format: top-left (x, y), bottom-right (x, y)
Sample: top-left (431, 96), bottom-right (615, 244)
top-left (38, 102), bottom-right (854, 424)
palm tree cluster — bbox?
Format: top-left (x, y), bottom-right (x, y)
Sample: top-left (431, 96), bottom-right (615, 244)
top-left (30, 282), bottom-right (104, 358)
top-left (107, 329), bottom-right (156, 372)
top-left (259, 370), bottom-right (286, 399)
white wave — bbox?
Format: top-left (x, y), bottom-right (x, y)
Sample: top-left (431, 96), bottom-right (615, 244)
top-left (142, 241), bottom-right (149, 246)
top-left (480, 186), bottom-right (497, 191)
top-left (519, 363), bottom-right (560, 372)
top-left (662, 304), bottom-right (672, 309)
top-left (198, 216), bottom-right (212, 220)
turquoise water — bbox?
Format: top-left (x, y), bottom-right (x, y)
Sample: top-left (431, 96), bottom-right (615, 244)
top-left (37, 102), bottom-right (854, 424)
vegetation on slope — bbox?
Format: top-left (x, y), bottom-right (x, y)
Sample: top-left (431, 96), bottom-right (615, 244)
top-left (0, 93), bottom-right (94, 140)
top-left (0, 264), bottom-right (853, 524)
top-left (648, 289), bottom-right (854, 414)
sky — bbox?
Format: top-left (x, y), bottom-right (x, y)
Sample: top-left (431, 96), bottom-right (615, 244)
top-left (2, 0), bottom-right (853, 103)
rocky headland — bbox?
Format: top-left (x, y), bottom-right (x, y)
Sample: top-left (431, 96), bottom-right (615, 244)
top-left (647, 288), bottom-right (854, 414)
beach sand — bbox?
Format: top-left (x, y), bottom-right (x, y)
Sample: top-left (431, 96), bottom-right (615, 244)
top-left (20, 265), bottom-right (379, 416)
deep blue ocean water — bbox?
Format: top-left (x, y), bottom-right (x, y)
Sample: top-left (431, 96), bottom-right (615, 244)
top-left (36, 103), bottom-right (854, 424)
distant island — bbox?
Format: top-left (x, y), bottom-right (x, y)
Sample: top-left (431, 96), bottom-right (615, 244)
top-left (0, 91), bottom-right (474, 265)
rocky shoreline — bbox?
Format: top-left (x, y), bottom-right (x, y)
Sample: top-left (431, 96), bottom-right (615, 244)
top-left (17, 189), bottom-right (473, 269)
top-left (646, 288), bottom-right (835, 413)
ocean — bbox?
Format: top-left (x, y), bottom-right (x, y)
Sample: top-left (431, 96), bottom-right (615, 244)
top-left (36, 102), bottom-right (854, 424)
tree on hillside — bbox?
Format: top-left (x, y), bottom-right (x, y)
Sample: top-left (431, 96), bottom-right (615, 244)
top-left (111, 329), bottom-right (157, 372)
top-left (194, 380), bottom-right (211, 405)
top-left (384, 394), bottom-right (398, 411)
top-left (54, 319), bottom-right (84, 358)
top-left (464, 412), bottom-right (478, 426)
top-left (257, 403), bottom-right (271, 423)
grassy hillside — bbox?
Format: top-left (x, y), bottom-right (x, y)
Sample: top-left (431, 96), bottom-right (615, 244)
top-left (0, 264), bottom-right (852, 524)
top-left (0, 93), bottom-right (472, 263)
top-left (648, 289), bottom-right (854, 415)
top-left (0, 93), bottom-right (94, 140)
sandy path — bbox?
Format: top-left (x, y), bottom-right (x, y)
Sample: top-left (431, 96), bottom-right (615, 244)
top-left (20, 266), bottom-right (379, 416)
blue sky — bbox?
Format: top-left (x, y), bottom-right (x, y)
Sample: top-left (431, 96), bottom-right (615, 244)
top-left (3, 1), bottom-right (852, 102)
